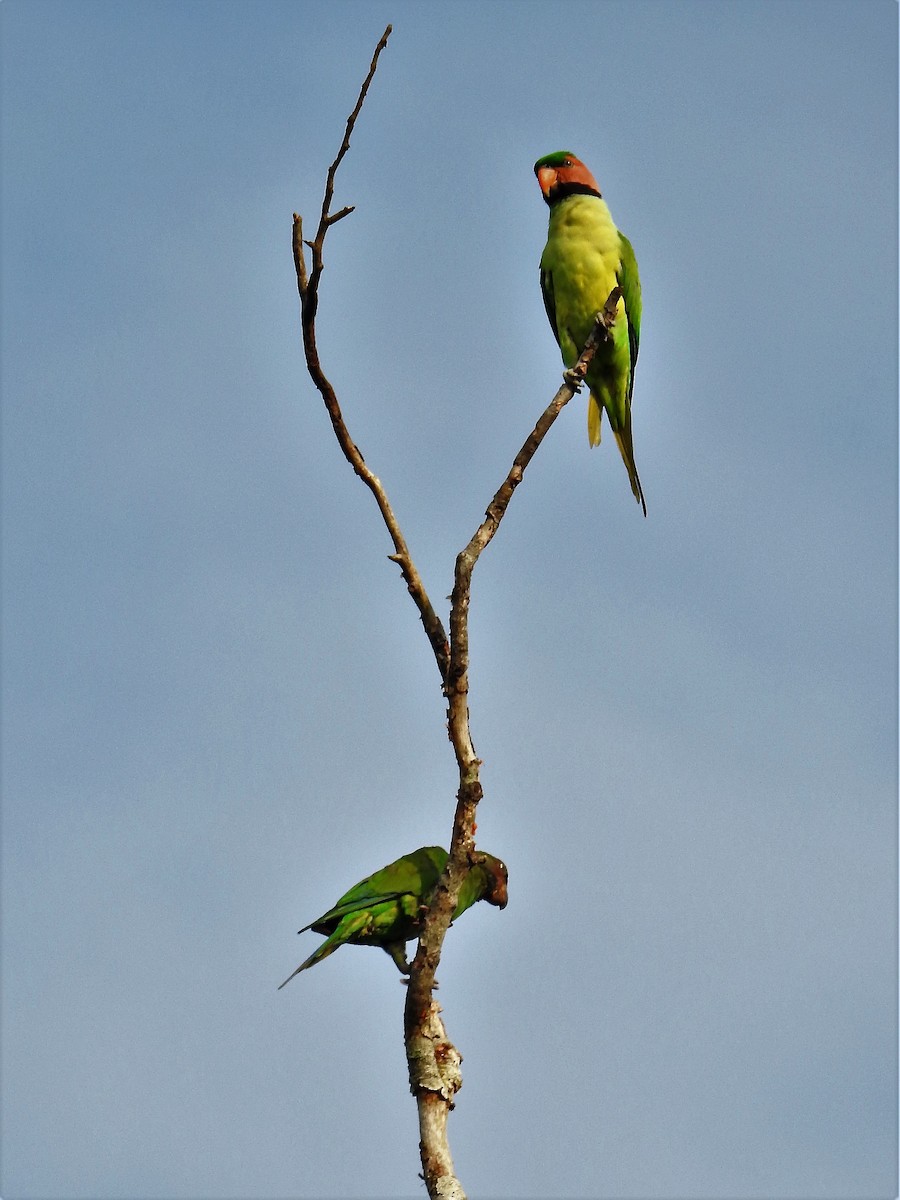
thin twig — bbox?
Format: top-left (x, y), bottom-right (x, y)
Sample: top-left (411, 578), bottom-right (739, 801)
top-left (446, 294), bottom-right (620, 782)
top-left (325, 205), bottom-right (355, 226)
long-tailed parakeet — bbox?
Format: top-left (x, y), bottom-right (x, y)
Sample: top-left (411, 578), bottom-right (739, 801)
top-left (534, 151), bottom-right (646, 515)
top-left (277, 845), bottom-right (508, 988)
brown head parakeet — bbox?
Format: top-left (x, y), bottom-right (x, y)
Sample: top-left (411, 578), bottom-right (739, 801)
top-left (277, 845), bottom-right (508, 988)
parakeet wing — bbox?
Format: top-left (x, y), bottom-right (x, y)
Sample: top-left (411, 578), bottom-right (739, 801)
top-left (299, 846), bottom-right (448, 934)
top-left (616, 232), bottom-right (641, 400)
top-left (539, 266), bottom-right (560, 345)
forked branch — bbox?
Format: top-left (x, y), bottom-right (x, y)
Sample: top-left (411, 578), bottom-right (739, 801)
top-left (412, 291), bottom-right (622, 948)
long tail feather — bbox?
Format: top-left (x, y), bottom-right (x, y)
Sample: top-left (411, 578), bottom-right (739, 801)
top-left (587, 394), bottom-right (603, 447)
top-left (277, 937), bottom-right (340, 989)
top-left (612, 427), bottom-right (647, 516)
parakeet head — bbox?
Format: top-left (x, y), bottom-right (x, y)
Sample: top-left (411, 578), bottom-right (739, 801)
top-left (478, 852), bottom-right (509, 909)
top-left (534, 151), bottom-right (601, 205)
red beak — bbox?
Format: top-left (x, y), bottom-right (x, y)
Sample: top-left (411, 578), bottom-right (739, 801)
top-left (536, 164), bottom-right (558, 199)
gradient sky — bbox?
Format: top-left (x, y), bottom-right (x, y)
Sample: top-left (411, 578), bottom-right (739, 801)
top-left (2, 2), bottom-right (897, 1198)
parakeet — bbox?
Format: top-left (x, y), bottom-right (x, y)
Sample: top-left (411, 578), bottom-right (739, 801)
top-left (534, 151), bottom-right (646, 515)
top-left (277, 845), bottom-right (508, 988)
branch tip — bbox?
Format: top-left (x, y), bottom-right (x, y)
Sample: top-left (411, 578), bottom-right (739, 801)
top-left (326, 205), bottom-right (356, 226)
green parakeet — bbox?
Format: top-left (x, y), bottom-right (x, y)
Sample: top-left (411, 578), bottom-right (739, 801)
top-left (277, 845), bottom-right (508, 988)
top-left (534, 151), bottom-right (646, 515)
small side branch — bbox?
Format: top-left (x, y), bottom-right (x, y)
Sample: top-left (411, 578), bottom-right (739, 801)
top-left (447, 289), bottom-right (622, 796)
top-left (291, 26), bottom-right (451, 684)
top-left (465, 286), bottom-right (622, 573)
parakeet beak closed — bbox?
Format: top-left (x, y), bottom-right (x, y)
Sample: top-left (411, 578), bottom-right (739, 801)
top-left (536, 164), bottom-right (558, 199)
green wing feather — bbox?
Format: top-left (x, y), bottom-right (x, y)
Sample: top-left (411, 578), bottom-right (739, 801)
top-left (540, 267), bottom-right (560, 345)
top-left (616, 232), bottom-right (641, 404)
top-left (301, 846), bottom-right (447, 934)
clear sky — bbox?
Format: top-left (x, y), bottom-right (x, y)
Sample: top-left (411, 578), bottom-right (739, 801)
top-left (2, 2), bottom-right (897, 1197)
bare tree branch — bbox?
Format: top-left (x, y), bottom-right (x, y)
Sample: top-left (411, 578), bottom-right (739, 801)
top-left (407, 1000), bottom-right (465, 1200)
top-left (291, 28), bottom-right (620, 1200)
top-left (292, 26), bottom-right (451, 684)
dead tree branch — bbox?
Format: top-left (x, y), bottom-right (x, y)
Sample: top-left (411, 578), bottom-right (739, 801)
top-left (291, 28), bottom-right (619, 1200)
top-left (292, 25), bottom-right (451, 683)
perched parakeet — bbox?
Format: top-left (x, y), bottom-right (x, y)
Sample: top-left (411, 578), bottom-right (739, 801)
top-left (534, 151), bottom-right (645, 515)
top-left (277, 845), bottom-right (508, 988)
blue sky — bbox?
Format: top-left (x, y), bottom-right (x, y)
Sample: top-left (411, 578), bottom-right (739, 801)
top-left (2, 2), bottom-right (896, 1197)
